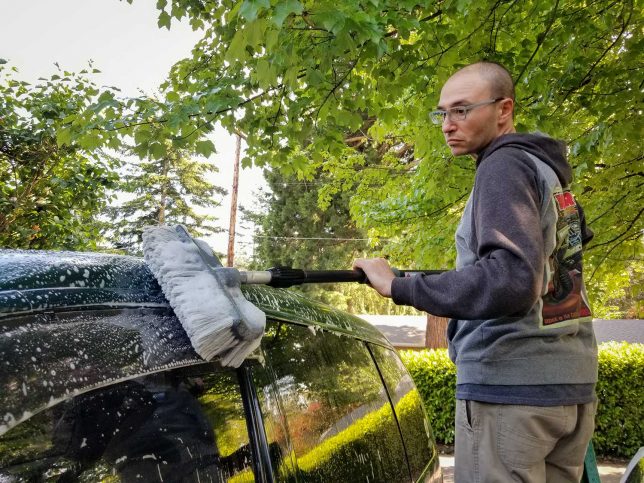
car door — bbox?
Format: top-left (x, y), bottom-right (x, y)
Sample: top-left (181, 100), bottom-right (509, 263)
top-left (249, 319), bottom-right (413, 482)
top-left (368, 344), bottom-right (442, 482)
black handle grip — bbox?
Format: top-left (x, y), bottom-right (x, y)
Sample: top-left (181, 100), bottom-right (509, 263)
top-left (266, 267), bottom-right (367, 287)
top-left (266, 266), bottom-right (444, 288)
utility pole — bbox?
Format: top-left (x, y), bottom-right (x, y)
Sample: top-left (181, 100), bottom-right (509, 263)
top-left (226, 133), bottom-right (242, 267)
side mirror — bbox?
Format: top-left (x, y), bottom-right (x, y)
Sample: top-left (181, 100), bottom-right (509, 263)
top-left (621, 447), bottom-right (644, 483)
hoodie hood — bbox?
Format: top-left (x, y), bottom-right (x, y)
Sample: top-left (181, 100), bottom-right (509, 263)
top-left (477, 133), bottom-right (573, 186)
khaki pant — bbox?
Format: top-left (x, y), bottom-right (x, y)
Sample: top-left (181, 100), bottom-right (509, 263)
top-left (454, 400), bottom-right (596, 483)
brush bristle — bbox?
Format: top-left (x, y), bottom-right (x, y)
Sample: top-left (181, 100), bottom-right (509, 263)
top-left (142, 225), bottom-right (266, 367)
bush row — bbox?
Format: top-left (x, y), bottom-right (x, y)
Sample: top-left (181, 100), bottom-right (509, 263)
top-left (400, 342), bottom-right (644, 459)
top-left (227, 390), bottom-right (440, 483)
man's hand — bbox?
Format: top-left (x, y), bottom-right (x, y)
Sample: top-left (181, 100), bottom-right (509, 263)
top-left (353, 258), bottom-right (396, 298)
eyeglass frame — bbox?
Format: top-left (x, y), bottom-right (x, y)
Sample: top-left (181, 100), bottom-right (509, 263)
top-left (429, 97), bottom-right (506, 125)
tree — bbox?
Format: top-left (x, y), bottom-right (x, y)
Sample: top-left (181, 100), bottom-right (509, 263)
top-left (248, 168), bottom-right (365, 269)
top-left (58, 0), bottom-right (641, 315)
top-left (104, 139), bottom-right (226, 253)
top-left (246, 167), bottom-right (421, 314)
top-left (0, 63), bottom-right (119, 249)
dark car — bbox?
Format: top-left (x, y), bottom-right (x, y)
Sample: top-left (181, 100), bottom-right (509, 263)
top-left (0, 249), bottom-right (442, 482)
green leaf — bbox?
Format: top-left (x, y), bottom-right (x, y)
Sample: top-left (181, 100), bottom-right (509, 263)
top-left (272, 0), bottom-right (303, 27)
top-left (158, 11), bottom-right (171, 29)
top-left (247, 19), bottom-right (267, 47)
top-left (239, 0), bottom-right (270, 21)
top-left (255, 59), bottom-right (274, 89)
top-left (195, 139), bottom-right (216, 157)
top-left (78, 133), bottom-right (102, 150)
top-left (265, 28), bottom-right (279, 50)
top-left (317, 9), bottom-right (345, 34)
top-left (134, 127), bottom-right (151, 145)
top-left (225, 29), bottom-right (248, 61)
top-left (166, 91), bottom-right (181, 103)
top-left (56, 127), bottom-right (73, 147)
top-left (335, 110), bottom-right (362, 130)
top-left (306, 68), bottom-right (325, 87)
top-left (149, 142), bottom-right (166, 159)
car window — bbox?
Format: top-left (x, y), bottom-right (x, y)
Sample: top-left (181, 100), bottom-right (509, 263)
top-left (252, 320), bottom-right (410, 482)
top-left (0, 364), bottom-right (255, 482)
top-left (0, 308), bottom-right (201, 435)
top-left (369, 344), bottom-right (439, 480)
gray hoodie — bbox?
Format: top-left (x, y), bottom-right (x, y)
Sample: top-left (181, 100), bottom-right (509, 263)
top-left (391, 133), bottom-right (597, 405)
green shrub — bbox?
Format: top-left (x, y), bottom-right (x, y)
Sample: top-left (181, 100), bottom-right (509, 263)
top-left (244, 390), bottom-right (439, 482)
top-left (295, 390), bottom-right (430, 481)
top-left (594, 342), bottom-right (644, 458)
top-left (400, 343), bottom-right (644, 459)
top-left (399, 349), bottom-right (457, 444)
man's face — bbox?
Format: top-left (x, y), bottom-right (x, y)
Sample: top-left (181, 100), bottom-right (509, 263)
top-left (438, 72), bottom-right (502, 157)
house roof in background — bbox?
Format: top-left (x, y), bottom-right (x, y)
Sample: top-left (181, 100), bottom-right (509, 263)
top-left (358, 315), bottom-right (643, 348)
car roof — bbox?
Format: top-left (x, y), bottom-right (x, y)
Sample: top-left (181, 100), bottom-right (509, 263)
top-left (0, 249), bottom-right (389, 345)
top-left (0, 249), bottom-right (392, 436)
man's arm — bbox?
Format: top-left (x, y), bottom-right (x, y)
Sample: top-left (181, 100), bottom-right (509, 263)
top-left (356, 152), bottom-right (545, 321)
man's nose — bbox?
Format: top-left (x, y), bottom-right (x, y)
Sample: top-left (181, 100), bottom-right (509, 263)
top-left (442, 116), bottom-right (456, 134)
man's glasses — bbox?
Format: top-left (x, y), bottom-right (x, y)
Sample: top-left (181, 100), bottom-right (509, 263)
top-left (430, 98), bottom-right (505, 125)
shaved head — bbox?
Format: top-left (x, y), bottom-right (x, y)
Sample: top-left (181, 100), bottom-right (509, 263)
top-left (451, 61), bottom-right (515, 101)
top-left (439, 61), bottom-right (517, 155)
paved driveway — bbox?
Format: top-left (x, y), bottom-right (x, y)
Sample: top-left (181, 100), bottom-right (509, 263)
top-left (438, 454), bottom-right (625, 482)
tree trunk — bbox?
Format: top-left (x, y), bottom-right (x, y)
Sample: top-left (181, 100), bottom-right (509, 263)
top-left (159, 157), bottom-right (168, 224)
top-left (425, 314), bottom-right (449, 349)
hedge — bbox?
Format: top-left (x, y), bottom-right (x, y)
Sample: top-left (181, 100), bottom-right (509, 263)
top-left (400, 342), bottom-right (644, 459)
top-left (291, 390), bottom-right (436, 481)
top-left (227, 390), bottom-right (440, 483)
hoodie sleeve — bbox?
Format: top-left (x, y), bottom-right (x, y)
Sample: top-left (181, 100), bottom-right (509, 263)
top-left (391, 151), bottom-right (545, 320)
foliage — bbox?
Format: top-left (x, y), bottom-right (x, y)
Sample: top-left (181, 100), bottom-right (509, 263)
top-left (247, 168), bottom-right (367, 270)
top-left (400, 343), bottom-right (644, 458)
top-left (0, 64), bottom-right (118, 249)
top-left (294, 390), bottom-right (432, 481)
top-left (198, 372), bottom-right (249, 457)
top-left (229, 391), bottom-right (437, 482)
top-left (261, 322), bottom-right (384, 412)
top-left (245, 167), bottom-right (421, 314)
top-left (103, 139), bottom-right (225, 253)
top-left (11, 0), bottom-right (638, 312)
top-left (593, 342), bottom-right (644, 458)
top-left (399, 348), bottom-right (457, 444)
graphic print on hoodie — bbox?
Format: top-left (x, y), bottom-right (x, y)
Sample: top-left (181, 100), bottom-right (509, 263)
top-left (520, 149), bottom-right (593, 328)
top-left (542, 185), bottom-right (592, 325)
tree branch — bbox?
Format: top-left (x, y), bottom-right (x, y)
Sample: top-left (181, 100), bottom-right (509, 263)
top-left (589, 232), bottom-right (640, 281)
top-left (515, 0), bottom-right (559, 84)
top-left (554, 1), bottom-right (632, 112)
top-left (315, 50), bottom-right (362, 121)
top-left (587, 206), bottom-right (643, 250)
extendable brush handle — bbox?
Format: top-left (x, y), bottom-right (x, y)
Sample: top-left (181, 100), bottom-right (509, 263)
top-left (268, 267), bottom-right (368, 287)
top-left (239, 266), bottom-right (445, 288)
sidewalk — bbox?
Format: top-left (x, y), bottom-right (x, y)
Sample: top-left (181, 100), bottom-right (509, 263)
top-left (438, 454), bottom-right (627, 482)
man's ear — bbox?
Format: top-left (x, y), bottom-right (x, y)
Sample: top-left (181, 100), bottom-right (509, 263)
top-left (499, 98), bottom-right (514, 123)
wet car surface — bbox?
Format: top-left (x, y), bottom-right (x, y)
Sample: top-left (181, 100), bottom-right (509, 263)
top-left (0, 250), bottom-right (442, 482)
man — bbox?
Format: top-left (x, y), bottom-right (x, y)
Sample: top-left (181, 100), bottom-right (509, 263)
top-left (354, 62), bottom-right (597, 483)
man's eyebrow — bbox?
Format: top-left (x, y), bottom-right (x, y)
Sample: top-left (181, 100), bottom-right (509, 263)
top-left (436, 99), bottom-right (470, 110)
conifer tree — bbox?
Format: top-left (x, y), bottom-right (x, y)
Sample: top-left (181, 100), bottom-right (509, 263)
top-left (104, 140), bottom-right (225, 253)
